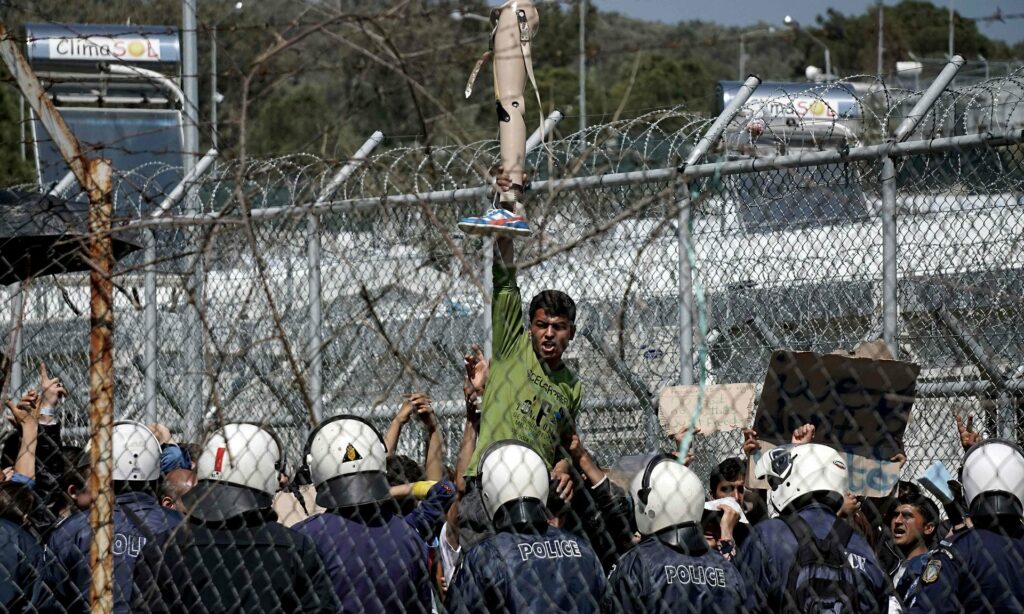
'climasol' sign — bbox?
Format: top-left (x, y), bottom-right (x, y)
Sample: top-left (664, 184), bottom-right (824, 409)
top-left (48, 36), bottom-right (162, 62)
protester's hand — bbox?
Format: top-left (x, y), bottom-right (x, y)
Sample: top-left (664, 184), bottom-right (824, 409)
top-left (396, 395), bottom-right (417, 425)
top-left (955, 415), bottom-right (981, 450)
top-left (463, 345), bottom-right (488, 416)
top-left (490, 166), bottom-right (527, 192)
top-left (5, 390), bottom-right (40, 429)
top-left (791, 424), bottom-right (816, 445)
top-left (890, 453), bottom-right (907, 466)
top-left (720, 504), bottom-right (740, 538)
top-left (412, 394), bottom-right (438, 431)
top-left (741, 428), bottom-right (760, 457)
top-left (671, 425), bottom-right (700, 466)
top-left (838, 492), bottom-right (861, 519)
top-left (0, 467), bottom-right (12, 482)
top-left (148, 422), bottom-right (173, 445)
top-left (551, 467), bottom-right (574, 504)
top-left (38, 362), bottom-right (65, 411)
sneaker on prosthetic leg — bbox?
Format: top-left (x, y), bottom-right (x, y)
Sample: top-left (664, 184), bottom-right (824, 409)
top-left (457, 185), bottom-right (532, 237)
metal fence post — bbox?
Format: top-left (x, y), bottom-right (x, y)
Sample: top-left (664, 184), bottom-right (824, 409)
top-left (143, 230), bottom-right (158, 423)
top-left (677, 184), bottom-right (694, 386)
top-left (881, 154), bottom-right (899, 358)
top-left (8, 283), bottom-right (23, 394)
top-left (676, 74), bottom-right (761, 386)
top-left (307, 131), bottom-right (384, 423)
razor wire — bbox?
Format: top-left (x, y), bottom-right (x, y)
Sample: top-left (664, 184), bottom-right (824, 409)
top-left (0, 66), bottom-right (1024, 611)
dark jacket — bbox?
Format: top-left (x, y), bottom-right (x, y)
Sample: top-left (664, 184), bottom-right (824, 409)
top-left (42, 490), bottom-right (180, 613)
top-left (446, 525), bottom-right (607, 614)
top-left (131, 509), bottom-right (339, 613)
top-left (735, 503), bottom-right (888, 613)
top-left (293, 504), bottom-right (432, 613)
top-left (3, 423), bottom-right (65, 537)
top-left (403, 479), bottom-right (456, 543)
top-left (568, 477), bottom-right (635, 573)
top-left (605, 537), bottom-right (753, 613)
top-left (906, 527), bottom-right (1024, 613)
top-left (0, 516), bottom-right (49, 610)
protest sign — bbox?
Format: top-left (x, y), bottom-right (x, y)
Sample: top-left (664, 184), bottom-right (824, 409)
top-left (659, 383), bottom-right (756, 436)
top-left (752, 350), bottom-right (919, 459)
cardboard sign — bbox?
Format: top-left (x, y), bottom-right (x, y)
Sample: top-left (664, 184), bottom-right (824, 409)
top-left (659, 383), bottom-right (756, 436)
top-left (753, 350), bottom-right (919, 459)
top-left (746, 442), bottom-right (902, 498)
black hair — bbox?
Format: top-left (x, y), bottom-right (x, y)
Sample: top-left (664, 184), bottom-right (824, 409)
top-left (528, 290), bottom-right (576, 323)
top-left (709, 457), bottom-right (745, 495)
top-left (0, 482), bottom-right (36, 528)
top-left (386, 455), bottom-right (425, 516)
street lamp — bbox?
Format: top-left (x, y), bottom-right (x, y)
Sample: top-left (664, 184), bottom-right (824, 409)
top-left (784, 15), bottom-right (832, 80)
top-left (739, 26), bottom-right (777, 81)
top-left (210, 1), bottom-right (244, 152)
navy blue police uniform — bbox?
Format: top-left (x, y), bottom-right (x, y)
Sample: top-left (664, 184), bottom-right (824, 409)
top-left (446, 525), bottom-right (607, 613)
top-left (604, 536), bottom-right (754, 613)
top-left (906, 527), bottom-right (1024, 613)
top-left (735, 503), bottom-right (887, 613)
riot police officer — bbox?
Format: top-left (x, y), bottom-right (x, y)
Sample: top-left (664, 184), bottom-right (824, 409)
top-left (293, 415), bottom-right (441, 613)
top-left (131, 423), bottom-right (338, 612)
top-left (45, 421), bottom-right (180, 613)
top-left (735, 443), bottom-right (888, 613)
top-left (907, 438), bottom-right (1024, 613)
top-left (446, 441), bottom-right (606, 613)
top-left (605, 454), bottom-right (753, 613)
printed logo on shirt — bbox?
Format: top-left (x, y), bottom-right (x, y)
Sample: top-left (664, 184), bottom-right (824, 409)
top-left (848, 552), bottom-right (867, 572)
top-left (113, 533), bottom-right (146, 558)
top-left (664, 564), bottom-right (728, 587)
top-left (517, 539), bottom-right (582, 561)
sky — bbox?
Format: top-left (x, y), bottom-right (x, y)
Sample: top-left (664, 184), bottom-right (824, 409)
top-left (487, 0), bottom-right (1024, 45)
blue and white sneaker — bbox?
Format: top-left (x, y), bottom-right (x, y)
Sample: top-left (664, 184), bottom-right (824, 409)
top-left (457, 208), bottom-right (532, 237)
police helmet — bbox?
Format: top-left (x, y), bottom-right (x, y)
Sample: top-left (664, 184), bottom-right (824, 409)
top-left (962, 438), bottom-right (1024, 519)
top-left (755, 443), bottom-right (847, 517)
top-left (184, 423), bottom-right (282, 522)
top-left (479, 441), bottom-right (549, 530)
top-left (631, 454), bottom-right (704, 535)
top-left (110, 420), bottom-right (162, 483)
top-left (304, 415), bottom-right (391, 509)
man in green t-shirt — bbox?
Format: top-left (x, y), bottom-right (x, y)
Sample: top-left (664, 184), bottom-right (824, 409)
top-left (456, 212), bottom-right (582, 549)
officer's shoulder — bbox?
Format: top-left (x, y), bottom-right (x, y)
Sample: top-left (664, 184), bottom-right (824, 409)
top-left (52, 509), bottom-right (89, 537)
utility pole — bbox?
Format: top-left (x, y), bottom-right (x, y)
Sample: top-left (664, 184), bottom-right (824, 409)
top-left (0, 20), bottom-right (116, 613)
top-left (877, 2), bottom-right (885, 78)
top-left (948, 0), bottom-right (955, 59)
top-left (182, 0), bottom-right (204, 437)
top-left (578, 0), bottom-right (586, 134)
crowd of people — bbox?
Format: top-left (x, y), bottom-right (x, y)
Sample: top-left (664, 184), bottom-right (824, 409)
top-left (0, 211), bottom-right (1023, 613)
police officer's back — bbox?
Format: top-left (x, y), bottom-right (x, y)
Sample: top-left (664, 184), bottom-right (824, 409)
top-left (907, 439), bottom-right (1024, 613)
top-left (736, 444), bottom-right (888, 613)
top-left (605, 455), bottom-right (752, 614)
top-left (44, 421), bottom-right (180, 613)
top-left (131, 423), bottom-right (338, 613)
top-left (293, 415), bottom-right (434, 613)
top-left (446, 441), bottom-right (607, 613)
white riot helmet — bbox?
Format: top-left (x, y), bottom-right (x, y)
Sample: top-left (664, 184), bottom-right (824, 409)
top-left (184, 423), bottom-right (282, 522)
top-left (962, 438), bottom-right (1024, 519)
top-left (755, 444), bottom-right (848, 517)
top-left (631, 455), bottom-right (705, 537)
top-left (111, 421), bottom-right (161, 483)
top-left (479, 441), bottom-right (549, 530)
top-left (304, 415), bottom-right (390, 509)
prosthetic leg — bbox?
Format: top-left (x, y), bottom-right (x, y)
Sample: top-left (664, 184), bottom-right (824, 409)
top-left (458, 1), bottom-right (540, 237)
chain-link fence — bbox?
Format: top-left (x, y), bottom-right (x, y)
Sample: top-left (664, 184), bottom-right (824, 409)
top-left (2, 61), bottom-right (1024, 610)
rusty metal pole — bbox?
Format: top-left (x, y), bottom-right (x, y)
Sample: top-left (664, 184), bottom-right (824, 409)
top-left (0, 21), bottom-right (116, 613)
top-left (85, 158), bottom-right (115, 614)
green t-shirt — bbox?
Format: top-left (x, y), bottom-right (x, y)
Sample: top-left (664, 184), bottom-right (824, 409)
top-left (465, 264), bottom-right (582, 477)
